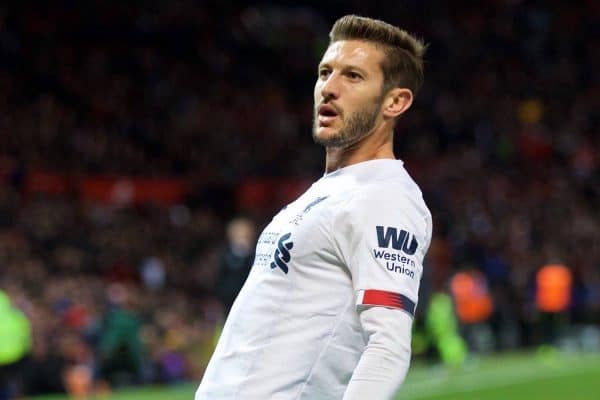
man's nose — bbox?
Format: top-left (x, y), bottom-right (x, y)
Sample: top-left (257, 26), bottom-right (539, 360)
top-left (320, 73), bottom-right (341, 101)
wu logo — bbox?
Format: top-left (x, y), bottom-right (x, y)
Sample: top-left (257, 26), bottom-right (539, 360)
top-left (271, 232), bottom-right (294, 274)
top-left (376, 226), bottom-right (418, 255)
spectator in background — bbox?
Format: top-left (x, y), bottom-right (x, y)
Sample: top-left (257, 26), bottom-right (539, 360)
top-left (98, 284), bottom-right (144, 388)
top-left (450, 269), bottom-right (494, 352)
top-left (534, 264), bottom-right (573, 346)
top-left (214, 217), bottom-right (257, 313)
top-left (425, 292), bottom-right (468, 367)
top-left (0, 290), bottom-right (31, 400)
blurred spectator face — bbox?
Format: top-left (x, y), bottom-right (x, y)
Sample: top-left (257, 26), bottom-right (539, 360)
top-left (140, 257), bottom-right (166, 291)
top-left (106, 283), bottom-right (128, 307)
top-left (226, 218), bottom-right (256, 256)
top-left (313, 40), bottom-right (387, 147)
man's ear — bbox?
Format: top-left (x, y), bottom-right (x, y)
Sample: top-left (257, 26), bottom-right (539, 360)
top-left (382, 88), bottom-right (413, 119)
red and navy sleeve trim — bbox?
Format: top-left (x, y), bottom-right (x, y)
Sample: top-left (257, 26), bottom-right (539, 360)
top-left (360, 289), bottom-right (416, 317)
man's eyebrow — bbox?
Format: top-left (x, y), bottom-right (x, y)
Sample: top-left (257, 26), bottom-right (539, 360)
top-left (342, 64), bottom-right (369, 77)
top-left (317, 63), bottom-right (370, 77)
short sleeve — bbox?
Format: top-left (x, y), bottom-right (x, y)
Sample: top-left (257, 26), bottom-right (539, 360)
top-left (333, 187), bottom-right (431, 317)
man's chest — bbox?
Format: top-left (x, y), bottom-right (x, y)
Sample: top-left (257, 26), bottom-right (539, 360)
top-left (252, 186), bottom-right (353, 280)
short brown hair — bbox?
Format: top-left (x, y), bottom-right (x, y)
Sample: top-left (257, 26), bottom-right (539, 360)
top-left (329, 15), bottom-right (426, 96)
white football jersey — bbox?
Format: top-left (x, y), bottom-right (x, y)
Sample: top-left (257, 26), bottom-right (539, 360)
top-left (196, 159), bottom-right (432, 399)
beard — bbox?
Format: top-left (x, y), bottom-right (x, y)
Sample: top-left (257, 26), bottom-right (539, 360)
top-left (312, 95), bottom-right (384, 148)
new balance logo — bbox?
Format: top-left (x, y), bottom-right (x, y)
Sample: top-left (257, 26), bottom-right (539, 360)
top-left (271, 232), bottom-right (293, 274)
top-left (376, 226), bottom-right (418, 255)
top-left (303, 196), bottom-right (328, 213)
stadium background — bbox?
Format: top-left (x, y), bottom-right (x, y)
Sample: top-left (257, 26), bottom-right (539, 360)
top-left (0, 0), bottom-right (598, 398)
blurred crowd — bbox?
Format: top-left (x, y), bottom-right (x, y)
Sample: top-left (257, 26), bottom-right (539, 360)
top-left (0, 0), bottom-right (598, 395)
top-left (0, 192), bottom-right (233, 394)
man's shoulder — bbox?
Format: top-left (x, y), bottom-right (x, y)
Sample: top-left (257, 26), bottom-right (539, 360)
top-left (331, 180), bottom-right (430, 240)
top-left (352, 172), bottom-right (429, 214)
top-left (327, 160), bottom-right (431, 229)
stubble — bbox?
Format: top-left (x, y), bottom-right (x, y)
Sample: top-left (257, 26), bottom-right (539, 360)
top-left (312, 95), bottom-right (384, 148)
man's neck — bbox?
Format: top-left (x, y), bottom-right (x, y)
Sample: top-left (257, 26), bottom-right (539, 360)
top-left (324, 129), bottom-right (395, 173)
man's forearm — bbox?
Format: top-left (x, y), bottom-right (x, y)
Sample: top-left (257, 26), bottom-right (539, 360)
top-left (343, 307), bottom-right (413, 400)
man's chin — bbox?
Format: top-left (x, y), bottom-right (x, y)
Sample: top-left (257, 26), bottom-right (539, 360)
top-left (313, 128), bottom-right (343, 147)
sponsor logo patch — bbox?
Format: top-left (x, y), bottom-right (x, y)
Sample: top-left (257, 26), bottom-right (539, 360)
top-left (376, 226), bottom-right (418, 255)
top-left (374, 226), bottom-right (418, 279)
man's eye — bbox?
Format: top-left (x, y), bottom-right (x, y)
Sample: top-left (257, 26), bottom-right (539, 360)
top-left (347, 72), bottom-right (361, 80)
top-left (319, 69), bottom-right (330, 78)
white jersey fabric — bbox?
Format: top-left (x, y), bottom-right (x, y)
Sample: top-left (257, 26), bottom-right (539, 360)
top-left (196, 159), bottom-right (432, 399)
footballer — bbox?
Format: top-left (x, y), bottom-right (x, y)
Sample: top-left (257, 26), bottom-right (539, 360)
top-left (196, 15), bottom-right (431, 399)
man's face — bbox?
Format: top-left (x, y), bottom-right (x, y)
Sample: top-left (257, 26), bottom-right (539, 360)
top-left (313, 40), bottom-right (387, 148)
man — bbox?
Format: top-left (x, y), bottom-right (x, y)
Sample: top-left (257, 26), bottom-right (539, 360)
top-left (197, 15), bottom-right (431, 399)
top-left (215, 217), bottom-right (257, 313)
top-left (0, 290), bottom-right (32, 400)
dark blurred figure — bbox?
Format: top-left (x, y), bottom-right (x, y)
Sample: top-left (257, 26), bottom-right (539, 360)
top-left (98, 284), bottom-right (144, 387)
top-left (22, 339), bottom-right (67, 396)
top-left (215, 218), bottom-right (257, 313)
top-left (0, 290), bottom-right (31, 400)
